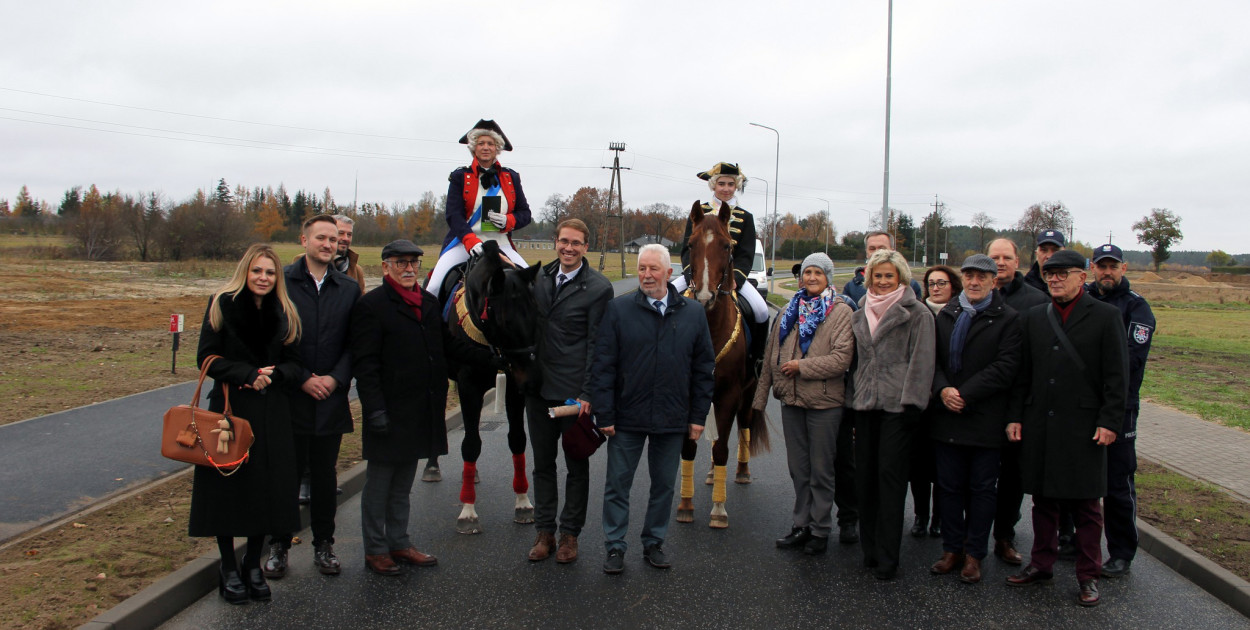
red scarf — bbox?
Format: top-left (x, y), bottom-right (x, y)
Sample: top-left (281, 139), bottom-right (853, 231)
top-left (385, 275), bottom-right (423, 321)
top-left (1052, 287), bottom-right (1084, 323)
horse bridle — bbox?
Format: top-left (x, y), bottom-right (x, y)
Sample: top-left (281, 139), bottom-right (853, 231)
top-left (464, 254), bottom-right (536, 366)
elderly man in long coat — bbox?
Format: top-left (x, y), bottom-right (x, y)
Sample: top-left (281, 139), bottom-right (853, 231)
top-left (1005, 250), bottom-right (1127, 607)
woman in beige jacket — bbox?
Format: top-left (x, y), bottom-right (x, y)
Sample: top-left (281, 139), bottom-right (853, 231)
top-left (753, 253), bottom-right (854, 555)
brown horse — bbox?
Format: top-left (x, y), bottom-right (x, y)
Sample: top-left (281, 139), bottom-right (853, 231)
top-left (676, 200), bottom-right (769, 528)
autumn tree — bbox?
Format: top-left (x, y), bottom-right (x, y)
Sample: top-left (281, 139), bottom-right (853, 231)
top-left (1133, 208), bottom-right (1183, 271)
top-left (59, 186), bottom-right (83, 218)
top-left (70, 185), bottom-right (124, 260)
top-left (122, 192), bottom-right (165, 261)
top-left (1207, 250), bottom-right (1233, 267)
top-left (14, 185), bottom-right (39, 219)
top-left (253, 192), bottom-right (286, 241)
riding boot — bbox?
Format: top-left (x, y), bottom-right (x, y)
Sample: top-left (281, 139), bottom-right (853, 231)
top-left (749, 320), bottom-right (769, 377)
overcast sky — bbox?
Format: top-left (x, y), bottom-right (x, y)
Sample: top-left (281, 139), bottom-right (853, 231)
top-left (2, 0), bottom-right (1245, 251)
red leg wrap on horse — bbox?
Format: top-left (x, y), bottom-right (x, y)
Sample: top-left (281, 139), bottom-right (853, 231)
top-left (512, 453), bottom-right (529, 494)
top-left (460, 463), bottom-right (477, 504)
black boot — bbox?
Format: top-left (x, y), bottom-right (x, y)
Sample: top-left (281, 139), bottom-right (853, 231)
top-left (218, 564), bottom-right (248, 605)
top-left (245, 567), bottom-right (271, 601)
top-left (749, 320), bottom-right (769, 377)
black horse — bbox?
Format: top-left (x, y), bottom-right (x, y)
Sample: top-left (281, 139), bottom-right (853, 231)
top-left (426, 240), bottom-right (541, 534)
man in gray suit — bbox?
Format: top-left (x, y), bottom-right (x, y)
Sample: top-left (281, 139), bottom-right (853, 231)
top-left (524, 219), bottom-right (614, 564)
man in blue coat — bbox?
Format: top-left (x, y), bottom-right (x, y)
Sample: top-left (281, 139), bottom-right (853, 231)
top-left (1087, 243), bottom-right (1155, 578)
top-left (590, 244), bottom-right (715, 574)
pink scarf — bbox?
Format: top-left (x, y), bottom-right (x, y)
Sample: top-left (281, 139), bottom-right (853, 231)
top-left (865, 284), bottom-right (907, 338)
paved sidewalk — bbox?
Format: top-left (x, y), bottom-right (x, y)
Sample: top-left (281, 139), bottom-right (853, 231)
top-left (1138, 403), bottom-right (1250, 501)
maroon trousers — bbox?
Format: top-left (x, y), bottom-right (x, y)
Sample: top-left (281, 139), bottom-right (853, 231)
top-left (1029, 496), bottom-right (1103, 582)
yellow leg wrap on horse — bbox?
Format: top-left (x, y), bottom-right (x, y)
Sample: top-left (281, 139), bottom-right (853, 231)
top-left (712, 465), bottom-right (728, 502)
top-left (681, 460), bottom-right (694, 499)
top-left (737, 429), bottom-right (751, 463)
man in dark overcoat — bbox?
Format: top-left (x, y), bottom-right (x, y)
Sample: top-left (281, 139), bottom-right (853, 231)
top-left (349, 240), bottom-right (451, 576)
top-left (266, 214), bottom-right (359, 578)
top-left (1005, 250), bottom-right (1128, 607)
top-left (524, 219), bottom-right (613, 564)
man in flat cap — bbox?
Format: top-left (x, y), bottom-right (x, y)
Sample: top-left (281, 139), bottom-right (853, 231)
top-left (1087, 243), bottom-right (1155, 578)
top-left (350, 240), bottom-right (461, 575)
top-left (1005, 249), bottom-right (1128, 607)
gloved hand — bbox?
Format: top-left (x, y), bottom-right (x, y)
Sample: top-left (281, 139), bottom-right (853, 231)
top-left (490, 355), bottom-right (509, 372)
top-left (365, 412), bottom-right (389, 435)
top-left (470, 242), bottom-right (484, 257)
top-left (486, 211), bottom-right (507, 230)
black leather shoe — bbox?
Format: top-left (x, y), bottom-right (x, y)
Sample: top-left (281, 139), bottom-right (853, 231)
top-left (803, 535), bottom-right (828, 555)
top-left (1079, 579), bottom-right (1101, 606)
top-left (262, 543), bottom-right (287, 579)
top-left (644, 544), bottom-right (671, 569)
top-left (218, 566), bottom-right (248, 605)
top-left (1005, 565), bottom-right (1054, 587)
top-left (1101, 557), bottom-right (1132, 578)
top-left (603, 548), bottom-right (625, 574)
top-left (873, 564), bottom-right (898, 580)
top-left (314, 541), bottom-right (341, 575)
top-left (245, 567), bottom-right (271, 601)
top-left (776, 527), bottom-right (812, 549)
top-left (839, 522), bottom-right (860, 544)
top-left (910, 516), bottom-right (927, 538)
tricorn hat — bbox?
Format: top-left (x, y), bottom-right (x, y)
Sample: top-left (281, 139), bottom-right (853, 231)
top-left (697, 162), bottom-right (743, 181)
top-left (458, 119), bottom-right (513, 151)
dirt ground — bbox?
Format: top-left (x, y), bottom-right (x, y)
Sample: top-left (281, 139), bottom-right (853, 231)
top-left (1138, 460), bottom-right (1250, 579)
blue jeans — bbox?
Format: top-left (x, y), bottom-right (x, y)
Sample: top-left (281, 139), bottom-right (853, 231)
top-left (602, 429), bottom-right (685, 552)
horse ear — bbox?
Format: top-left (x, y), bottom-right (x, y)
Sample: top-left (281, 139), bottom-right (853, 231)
top-left (689, 200), bottom-right (704, 225)
top-left (521, 262), bottom-right (542, 284)
top-left (717, 200), bottom-right (733, 224)
top-left (489, 265), bottom-right (507, 294)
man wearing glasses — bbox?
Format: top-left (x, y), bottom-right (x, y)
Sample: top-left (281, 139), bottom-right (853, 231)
top-left (524, 219), bottom-right (614, 564)
top-left (350, 240), bottom-right (455, 575)
top-left (1005, 250), bottom-right (1127, 607)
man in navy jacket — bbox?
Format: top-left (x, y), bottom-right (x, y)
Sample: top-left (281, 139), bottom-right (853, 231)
top-left (590, 244), bottom-right (714, 574)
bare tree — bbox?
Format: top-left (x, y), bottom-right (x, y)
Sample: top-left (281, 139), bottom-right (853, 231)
top-left (122, 192), bottom-right (166, 261)
top-left (70, 185), bottom-right (124, 260)
top-left (1015, 201), bottom-right (1073, 240)
top-left (970, 211), bottom-right (996, 250)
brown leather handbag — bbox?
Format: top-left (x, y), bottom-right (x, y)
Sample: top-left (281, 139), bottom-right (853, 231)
top-left (161, 355), bottom-right (255, 476)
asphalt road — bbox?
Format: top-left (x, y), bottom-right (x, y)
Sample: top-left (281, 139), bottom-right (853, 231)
top-left (162, 395), bottom-right (1250, 629)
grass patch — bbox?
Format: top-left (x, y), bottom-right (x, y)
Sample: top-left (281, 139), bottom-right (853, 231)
top-left (1138, 459), bottom-right (1250, 580)
top-left (1141, 302), bottom-right (1250, 429)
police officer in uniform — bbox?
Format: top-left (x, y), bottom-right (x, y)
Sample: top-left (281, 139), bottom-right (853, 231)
top-left (1087, 243), bottom-right (1154, 578)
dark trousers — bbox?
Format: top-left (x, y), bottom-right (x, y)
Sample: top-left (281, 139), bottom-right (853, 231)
top-left (934, 442), bottom-right (1000, 559)
top-left (993, 441), bottom-right (1025, 543)
top-left (854, 409), bottom-right (917, 572)
top-left (274, 433), bottom-right (342, 547)
top-left (526, 395), bottom-right (590, 537)
top-left (361, 459), bottom-right (419, 555)
top-left (908, 433), bottom-right (939, 523)
top-left (835, 411), bottom-right (859, 526)
top-left (1030, 496), bottom-right (1103, 582)
top-left (602, 430), bottom-right (684, 552)
top-left (1105, 436), bottom-right (1139, 561)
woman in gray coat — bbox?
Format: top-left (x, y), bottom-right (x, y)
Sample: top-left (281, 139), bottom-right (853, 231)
top-left (754, 253), bottom-right (855, 555)
top-left (848, 249), bottom-right (936, 580)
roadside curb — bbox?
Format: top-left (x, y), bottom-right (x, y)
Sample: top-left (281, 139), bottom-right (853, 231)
top-left (78, 396), bottom-right (476, 630)
top-left (1138, 519), bottom-right (1250, 618)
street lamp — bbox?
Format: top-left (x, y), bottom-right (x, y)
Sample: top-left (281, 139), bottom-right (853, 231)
top-left (750, 122), bottom-right (780, 293)
top-left (880, 0), bottom-right (895, 230)
top-left (753, 176), bottom-right (773, 291)
top-left (817, 197), bottom-right (831, 254)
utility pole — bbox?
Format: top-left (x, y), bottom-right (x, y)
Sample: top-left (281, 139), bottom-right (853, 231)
top-left (601, 142), bottom-right (629, 276)
top-left (353, 170), bottom-right (358, 213)
top-left (929, 195), bottom-right (945, 266)
top-left (1108, 230), bottom-right (1113, 244)
top-left (881, 0), bottom-right (895, 231)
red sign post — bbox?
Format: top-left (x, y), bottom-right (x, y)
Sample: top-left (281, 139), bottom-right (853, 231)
top-left (169, 314), bottom-right (184, 374)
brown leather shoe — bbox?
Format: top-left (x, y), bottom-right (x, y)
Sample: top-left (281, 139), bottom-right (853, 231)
top-left (1005, 565), bottom-right (1053, 587)
top-left (390, 547), bottom-right (438, 567)
top-left (994, 539), bottom-right (1024, 565)
top-left (1078, 579), bottom-right (1100, 607)
top-left (365, 554), bottom-right (401, 576)
top-left (528, 531), bottom-right (556, 562)
top-left (960, 556), bottom-right (982, 584)
top-left (555, 533), bottom-right (578, 564)
top-left (930, 552), bottom-right (965, 574)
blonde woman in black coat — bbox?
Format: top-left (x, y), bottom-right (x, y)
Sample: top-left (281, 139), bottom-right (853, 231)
top-left (194, 243), bottom-right (303, 604)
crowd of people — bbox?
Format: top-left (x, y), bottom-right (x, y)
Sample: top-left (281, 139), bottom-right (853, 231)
top-left (189, 119), bottom-right (1155, 610)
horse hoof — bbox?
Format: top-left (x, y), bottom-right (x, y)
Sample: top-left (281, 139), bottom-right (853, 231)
top-left (676, 509), bottom-right (694, 523)
top-left (704, 470), bottom-right (714, 485)
top-left (456, 518), bottom-right (482, 535)
top-left (474, 471), bottom-right (481, 484)
top-left (735, 472), bottom-right (751, 484)
top-left (709, 515), bottom-right (729, 529)
top-left (422, 466), bottom-right (442, 482)
top-left (514, 507), bottom-right (535, 524)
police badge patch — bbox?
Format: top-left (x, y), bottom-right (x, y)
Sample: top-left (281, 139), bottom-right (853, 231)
top-left (1132, 323), bottom-right (1153, 345)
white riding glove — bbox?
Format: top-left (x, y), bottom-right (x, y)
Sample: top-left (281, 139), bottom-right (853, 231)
top-left (470, 242), bottom-right (484, 257)
top-left (486, 211), bottom-right (508, 230)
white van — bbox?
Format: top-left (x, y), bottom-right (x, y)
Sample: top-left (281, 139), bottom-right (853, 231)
top-left (747, 238), bottom-right (769, 300)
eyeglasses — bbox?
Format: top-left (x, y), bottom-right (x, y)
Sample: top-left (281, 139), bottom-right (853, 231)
top-left (926, 280), bottom-right (950, 289)
top-left (1041, 269), bottom-right (1076, 281)
top-left (387, 259), bottom-right (421, 269)
top-left (556, 238), bottom-right (586, 248)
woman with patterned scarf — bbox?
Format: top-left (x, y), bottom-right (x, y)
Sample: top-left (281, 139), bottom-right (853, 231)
top-left (846, 248), bottom-right (936, 580)
top-left (753, 253), bottom-right (854, 555)
top-left (424, 119), bottom-right (532, 295)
